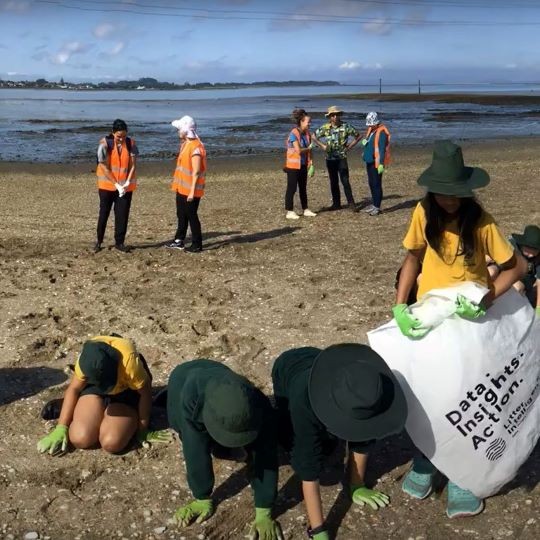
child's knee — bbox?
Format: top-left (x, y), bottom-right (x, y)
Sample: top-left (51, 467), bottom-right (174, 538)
top-left (99, 432), bottom-right (128, 454)
top-left (69, 423), bottom-right (99, 449)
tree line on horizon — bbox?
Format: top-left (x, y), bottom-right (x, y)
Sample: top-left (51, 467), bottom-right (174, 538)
top-left (0, 77), bottom-right (341, 90)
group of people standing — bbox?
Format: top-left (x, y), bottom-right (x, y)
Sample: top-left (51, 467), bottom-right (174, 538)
top-left (94, 115), bottom-right (206, 254)
top-left (283, 105), bottom-right (391, 220)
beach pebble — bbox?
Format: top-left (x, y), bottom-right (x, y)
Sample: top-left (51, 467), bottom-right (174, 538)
top-left (143, 509), bottom-right (152, 518)
top-left (153, 527), bottom-right (166, 535)
top-left (24, 533), bottom-right (39, 540)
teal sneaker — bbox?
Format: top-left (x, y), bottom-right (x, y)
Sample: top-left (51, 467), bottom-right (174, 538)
top-left (446, 482), bottom-right (484, 518)
top-left (402, 455), bottom-right (437, 500)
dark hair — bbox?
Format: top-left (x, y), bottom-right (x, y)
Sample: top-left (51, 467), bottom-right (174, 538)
top-left (422, 192), bottom-right (484, 263)
top-left (291, 108), bottom-right (308, 127)
top-left (112, 118), bottom-right (128, 132)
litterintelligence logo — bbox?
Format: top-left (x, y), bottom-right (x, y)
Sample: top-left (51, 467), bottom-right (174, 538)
top-left (485, 438), bottom-right (507, 461)
top-left (443, 352), bottom-right (540, 452)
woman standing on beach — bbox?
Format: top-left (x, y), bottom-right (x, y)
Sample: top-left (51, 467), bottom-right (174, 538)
top-left (283, 108), bottom-right (317, 220)
top-left (167, 116), bottom-right (206, 253)
top-left (95, 119), bottom-right (138, 253)
top-left (37, 335), bottom-right (171, 456)
top-left (394, 141), bottom-right (527, 517)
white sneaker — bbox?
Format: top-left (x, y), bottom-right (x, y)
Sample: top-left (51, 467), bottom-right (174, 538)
top-left (286, 211), bottom-right (300, 220)
top-left (303, 209), bottom-right (317, 217)
top-left (363, 204), bottom-right (375, 213)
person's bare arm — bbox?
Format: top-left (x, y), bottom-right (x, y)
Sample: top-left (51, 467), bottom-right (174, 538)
top-left (137, 379), bottom-right (152, 432)
top-left (483, 253), bottom-right (528, 307)
top-left (396, 250), bottom-right (423, 304)
top-left (58, 377), bottom-right (87, 426)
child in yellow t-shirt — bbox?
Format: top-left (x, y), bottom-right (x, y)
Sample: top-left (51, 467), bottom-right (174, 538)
top-left (394, 141), bottom-right (527, 518)
top-left (37, 335), bottom-right (171, 456)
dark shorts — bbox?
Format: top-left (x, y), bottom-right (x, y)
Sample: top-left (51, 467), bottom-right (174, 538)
top-left (80, 386), bottom-right (141, 410)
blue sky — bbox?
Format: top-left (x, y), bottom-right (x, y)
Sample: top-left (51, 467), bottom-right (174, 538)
top-left (1, 0), bottom-right (540, 83)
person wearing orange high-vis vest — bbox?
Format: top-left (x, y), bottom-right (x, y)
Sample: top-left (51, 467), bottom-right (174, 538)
top-left (361, 112), bottom-right (391, 216)
top-left (95, 119), bottom-right (138, 253)
top-left (283, 108), bottom-right (317, 220)
top-left (167, 116), bottom-right (207, 253)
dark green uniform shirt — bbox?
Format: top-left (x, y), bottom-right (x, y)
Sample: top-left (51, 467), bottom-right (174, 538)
top-left (272, 347), bottom-right (373, 482)
top-left (167, 359), bottom-right (278, 508)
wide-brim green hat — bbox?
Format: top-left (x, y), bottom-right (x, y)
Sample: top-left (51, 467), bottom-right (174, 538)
top-left (78, 341), bottom-right (119, 393)
top-left (308, 343), bottom-right (407, 442)
top-left (512, 225), bottom-right (540, 250)
top-left (202, 374), bottom-right (262, 448)
top-left (417, 140), bottom-right (490, 197)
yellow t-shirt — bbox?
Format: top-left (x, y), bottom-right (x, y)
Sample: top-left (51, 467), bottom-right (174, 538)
top-left (403, 202), bottom-right (514, 299)
top-left (74, 335), bottom-right (149, 394)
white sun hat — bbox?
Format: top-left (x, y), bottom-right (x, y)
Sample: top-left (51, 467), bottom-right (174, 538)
top-left (366, 111), bottom-right (380, 126)
top-left (171, 115), bottom-right (198, 138)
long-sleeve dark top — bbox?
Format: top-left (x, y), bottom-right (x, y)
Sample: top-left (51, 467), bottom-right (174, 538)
top-left (272, 347), bottom-right (373, 482)
top-left (167, 359), bottom-right (278, 508)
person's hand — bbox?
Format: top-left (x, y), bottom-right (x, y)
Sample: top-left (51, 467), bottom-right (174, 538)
top-left (455, 294), bottom-right (486, 320)
top-left (187, 194), bottom-right (194, 202)
top-left (37, 424), bottom-right (68, 455)
top-left (392, 303), bottom-right (430, 338)
top-left (248, 508), bottom-right (284, 540)
top-left (174, 499), bottom-right (213, 527)
top-left (535, 306), bottom-right (540, 317)
top-left (137, 429), bottom-right (173, 446)
top-left (377, 164), bottom-right (384, 174)
top-left (350, 485), bottom-right (390, 510)
top-left (307, 142), bottom-right (314, 150)
top-left (361, 138), bottom-right (368, 146)
top-left (308, 164), bottom-right (315, 178)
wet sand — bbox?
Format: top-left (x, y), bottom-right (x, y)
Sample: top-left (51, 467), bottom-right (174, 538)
top-left (0, 140), bottom-right (538, 539)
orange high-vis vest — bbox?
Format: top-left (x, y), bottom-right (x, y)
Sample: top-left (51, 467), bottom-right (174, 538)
top-left (285, 128), bottom-right (312, 170)
top-left (171, 138), bottom-right (207, 198)
top-left (96, 137), bottom-right (137, 192)
top-left (365, 124), bottom-right (391, 168)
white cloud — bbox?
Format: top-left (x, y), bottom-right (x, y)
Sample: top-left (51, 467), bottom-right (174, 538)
top-left (110, 42), bottom-right (125, 55)
top-left (505, 63), bottom-right (517, 69)
top-left (339, 61), bottom-right (361, 70)
top-left (362, 18), bottom-right (392, 35)
top-left (51, 42), bottom-right (89, 65)
top-left (93, 23), bottom-right (116, 39)
top-left (0, 1), bottom-right (31, 13)
top-left (7, 71), bottom-right (19, 75)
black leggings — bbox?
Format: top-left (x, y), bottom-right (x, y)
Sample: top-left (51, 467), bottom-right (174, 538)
top-left (285, 165), bottom-right (308, 211)
top-left (97, 189), bottom-right (133, 245)
top-left (174, 193), bottom-right (202, 248)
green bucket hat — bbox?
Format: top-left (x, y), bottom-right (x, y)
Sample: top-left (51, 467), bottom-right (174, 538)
top-left (418, 140), bottom-right (490, 197)
top-left (202, 374), bottom-right (263, 448)
top-left (308, 343), bottom-right (407, 442)
top-left (512, 225), bottom-right (540, 251)
top-left (78, 341), bottom-right (119, 393)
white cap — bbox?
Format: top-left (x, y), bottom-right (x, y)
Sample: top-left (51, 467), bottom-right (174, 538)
top-left (171, 115), bottom-right (197, 138)
top-left (366, 111), bottom-right (380, 126)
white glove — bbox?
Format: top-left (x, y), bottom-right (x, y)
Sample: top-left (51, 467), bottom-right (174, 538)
top-left (115, 183), bottom-right (125, 197)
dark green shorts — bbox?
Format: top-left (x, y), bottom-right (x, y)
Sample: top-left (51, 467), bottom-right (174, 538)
top-left (80, 386), bottom-right (140, 410)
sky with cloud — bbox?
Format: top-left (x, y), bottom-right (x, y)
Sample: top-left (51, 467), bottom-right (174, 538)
top-left (1, 0), bottom-right (539, 83)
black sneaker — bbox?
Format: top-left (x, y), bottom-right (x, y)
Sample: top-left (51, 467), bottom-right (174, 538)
top-left (165, 239), bottom-right (185, 250)
top-left (326, 204), bottom-right (341, 212)
top-left (185, 245), bottom-right (202, 253)
top-left (114, 244), bottom-right (131, 253)
top-left (93, 242), bottom-right (102, 253)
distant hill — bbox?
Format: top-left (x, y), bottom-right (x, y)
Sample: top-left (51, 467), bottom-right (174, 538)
top-left (0, 77), bottom-right (341, 90)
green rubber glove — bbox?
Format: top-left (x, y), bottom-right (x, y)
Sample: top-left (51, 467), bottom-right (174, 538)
top-left (392, 303), bottom-right (430, 338)
top-left (350, 485), bottom-right (390, 510)
top-left (174, 499), bottom-right (213, 527)
top-left (37, 424), bottom-right (68, 455)
top-left (313, 532), bottom-right (330, 540)
top-left (308, 164), bottom-right (315, 178)
top-left (307, 142), bottom-right (314, 150)
top-left (377, 164), bottom-right (384, 174)
top-left (361, 138), bottom-right (368, 146)
top-left (455, 294), bottom-right (486, 320)
top-left (535, 306), bottom-right (540, 317)
top-left (249, 508), bottom-right (284, 540)
top-left (137, 429), bottom-right (173, 445)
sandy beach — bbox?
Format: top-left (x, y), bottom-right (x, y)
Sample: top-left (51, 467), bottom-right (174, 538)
top-left (0, 140), bottom-right (538, 540)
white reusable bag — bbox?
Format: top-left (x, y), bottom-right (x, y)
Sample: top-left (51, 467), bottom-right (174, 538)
top-left (368, 284), bottom-right (540, 498)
